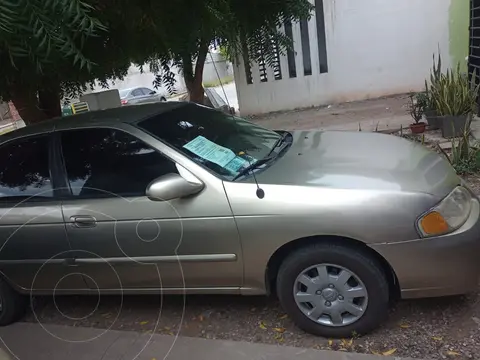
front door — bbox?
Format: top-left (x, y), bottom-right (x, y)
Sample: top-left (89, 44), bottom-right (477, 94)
top-left (0, 134), bottom-right (86, 291)
top-left (57, 126), bottom-right (242, 291)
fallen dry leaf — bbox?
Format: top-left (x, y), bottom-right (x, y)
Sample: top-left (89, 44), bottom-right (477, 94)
top-left (399, 323), bottom-right (410, 329)
top-left (341, 338), bottom-right (353, 347)
top-left (432, 336), bottom-right (443, 341)
top-left (446, 351), bottom-right (460, 357)
top-left (139, 321), bottom-right (149, 326)
top-left (328, 339), bottom-right (333, 346)
top-left (382, 348), bottom-right (397, 356)
top-left (273, 327), bottom-right (286, 333)
top-left (199, 315), bottom-right (204, 322)
top-left (259, 321), bottom-right (267, 330)
top-left (279, 314), bottom-right (288, 320)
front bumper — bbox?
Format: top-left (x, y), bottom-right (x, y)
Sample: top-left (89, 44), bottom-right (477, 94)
top-left (371, 197), bottom-right (480, 299)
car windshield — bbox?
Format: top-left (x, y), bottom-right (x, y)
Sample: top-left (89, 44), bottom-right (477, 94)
top-left (137, 104), bottom-right (282, 180)
top-left (118, 89), bottom-right (130, 98)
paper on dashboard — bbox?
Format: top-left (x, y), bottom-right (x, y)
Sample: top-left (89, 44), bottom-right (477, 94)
top-left (183, 136), bottom-right (236, 167)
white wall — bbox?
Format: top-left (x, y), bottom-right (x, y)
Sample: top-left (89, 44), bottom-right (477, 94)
top-left (87, 54), bottom-right (234, 96)
top-left (203, 52), bottom-right (234, 84)
top-left (234, 0), bottom-right (452, 115)
top-left (86, 65), bottom-right (186, 96)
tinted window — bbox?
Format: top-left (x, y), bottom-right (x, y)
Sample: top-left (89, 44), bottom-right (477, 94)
top-left (0, 135), bottom-right (53, 200)
top-left (132, 89), bottom-right (143, 97)
top-left (142, 88), bottom-right (153, 95)
top-left (137, 104), bottom-right (280, 180)
top-left (61, 129), bottom-right (177, 198)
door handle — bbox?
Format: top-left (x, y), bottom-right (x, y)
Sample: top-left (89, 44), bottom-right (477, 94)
top-left (70, 215), bottom-right (97, 228)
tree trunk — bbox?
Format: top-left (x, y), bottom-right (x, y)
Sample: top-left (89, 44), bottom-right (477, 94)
top-left (10, 78), bottom-right (61, 125)
top-left (38, 87), bottom-right (61, 119)
top-left (10, 86), bottom-right (47, 125)
top-left (185, 77), bottom-right (205, 104)
top-left (182, 43), bottom-right (209, 104)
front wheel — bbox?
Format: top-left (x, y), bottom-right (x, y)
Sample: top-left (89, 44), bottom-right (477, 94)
top-left (0, 278), bottom-right (27, 326)
top-left (276, 242), bottom-right (389, 338)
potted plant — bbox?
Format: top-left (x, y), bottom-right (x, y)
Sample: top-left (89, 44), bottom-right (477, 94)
top-left (407, 94), bottom-right (426, 134)
top-left (423, 54), bottom-right (442, 129)
top-left (422, 85), bottom-right (442, 129)
top-left (428, 64), bottom-right (479, 138)
top-left (415, 91), bottom-right (438, 129)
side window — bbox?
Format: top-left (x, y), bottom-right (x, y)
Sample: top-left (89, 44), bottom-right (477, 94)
top-left (0, 135), bottom-right (53, 200)
top-left (60, 128), bottom-right (178, 198)
top-left (142, 88), bottom-right (153, 95)
top-left (132, 89), bottom-right (143, 97)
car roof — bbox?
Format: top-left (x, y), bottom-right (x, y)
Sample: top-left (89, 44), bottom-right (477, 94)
top-left (0, 102), bottom-right (188, 144)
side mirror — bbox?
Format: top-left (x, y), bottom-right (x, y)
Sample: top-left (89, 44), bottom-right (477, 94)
top-left (146, 173), bottom-right (204, 201)
top-left (149, 90), bottom-right (156, 95)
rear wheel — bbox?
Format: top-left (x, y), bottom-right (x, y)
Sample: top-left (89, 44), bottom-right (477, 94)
top-left (0, 278), bottom-right (27, 326)
top-left (276, 242), bottom-right (389, 338)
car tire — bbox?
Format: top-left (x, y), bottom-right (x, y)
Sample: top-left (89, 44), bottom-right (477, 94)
top-left (276, 242), bottom-right (389, 338)
top-left (160, 97), bottom-right (167, 102)
top-left (0, 278), bottom-right (27, 326)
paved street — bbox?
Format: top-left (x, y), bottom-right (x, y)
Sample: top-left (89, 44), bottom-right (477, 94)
top-left (213, 82), bottom-right (239, 112)
top-left (0, 322), bottom-right (416, 360)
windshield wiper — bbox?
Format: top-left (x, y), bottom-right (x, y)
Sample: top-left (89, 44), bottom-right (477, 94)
top-left (266, 132), bottom-right (289, 158)
top-left (232, 155), bottom-right (275, 181)
top-left (232, 132), bottom-right (290, 181)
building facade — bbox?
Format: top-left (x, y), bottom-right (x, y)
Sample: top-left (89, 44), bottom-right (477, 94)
top-left (234, 0), bottom-right (469, 115)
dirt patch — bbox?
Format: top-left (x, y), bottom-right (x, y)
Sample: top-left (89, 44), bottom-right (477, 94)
top-left (24, 290), bottom-right (480, 359)
top-left (465, 174), bottom-right (480, 195)
top-left (248, 94), bottom-right (412, 132)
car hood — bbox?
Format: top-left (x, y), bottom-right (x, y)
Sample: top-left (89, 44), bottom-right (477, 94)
top-left (255, 130), bottom-right (459, 198)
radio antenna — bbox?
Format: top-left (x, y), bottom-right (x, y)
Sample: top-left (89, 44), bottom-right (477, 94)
top-left (208, 50), bottom-right (265, 199)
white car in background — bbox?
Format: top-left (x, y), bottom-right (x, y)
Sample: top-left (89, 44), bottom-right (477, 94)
top-left (119, 87), bottom-right (168, 106)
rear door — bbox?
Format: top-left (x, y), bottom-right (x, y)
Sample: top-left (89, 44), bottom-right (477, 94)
top-left (0, 134), bottom-right (86, 291)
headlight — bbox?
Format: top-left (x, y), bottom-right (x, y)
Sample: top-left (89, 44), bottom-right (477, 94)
top-left (417, 186), bottom-right (472, 237)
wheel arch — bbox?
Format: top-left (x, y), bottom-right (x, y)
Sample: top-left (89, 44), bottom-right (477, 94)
top-left (265, 235), bottom-right (400, 301)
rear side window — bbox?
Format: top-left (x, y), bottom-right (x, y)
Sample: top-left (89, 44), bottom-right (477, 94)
top-left (0, 135), bottom-right (53, 200)
top-left (132, 89), bottom-right (144, 97)
top-left (60, 128), bottom-right (178, 198)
